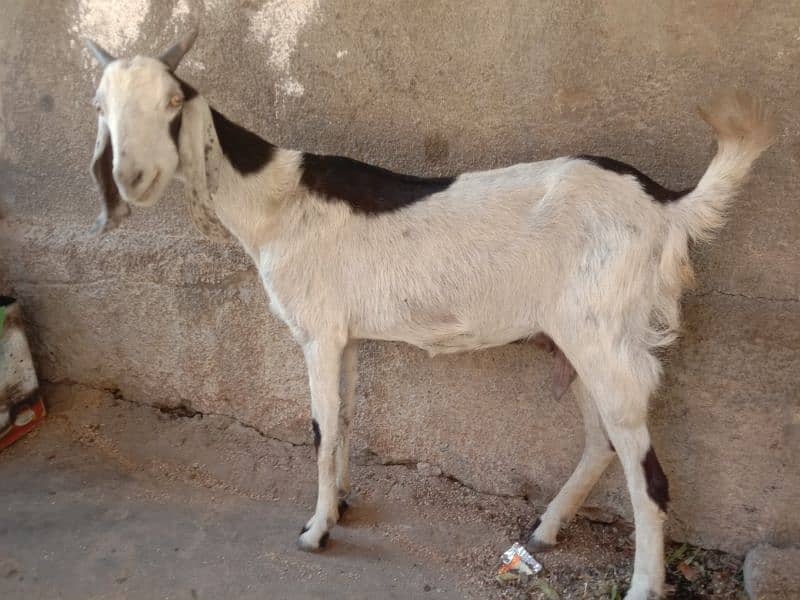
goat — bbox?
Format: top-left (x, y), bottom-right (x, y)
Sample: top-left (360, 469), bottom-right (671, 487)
top-left (84, 29), bottom-right (774, 599)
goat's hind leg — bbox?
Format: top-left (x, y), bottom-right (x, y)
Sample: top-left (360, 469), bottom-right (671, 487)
top-left (588, 353), bottom-right (669, 599)
top-left (602, 418), bottom-right (668, 599)
top-left (298, 337), bottom-right (345, 551)
top-left (528, 379), bottom-right (615, 550)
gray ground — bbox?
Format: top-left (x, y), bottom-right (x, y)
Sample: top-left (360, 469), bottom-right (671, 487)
top-left (0, 385), bottom-right (745, 599)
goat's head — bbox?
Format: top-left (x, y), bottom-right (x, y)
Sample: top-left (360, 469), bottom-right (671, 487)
top-left (85, 29), bottom-right (199, 234)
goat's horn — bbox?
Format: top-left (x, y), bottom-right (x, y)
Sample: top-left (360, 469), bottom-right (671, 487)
top-left (84, 38), bottom-right (116, 67)
top-left (159, 27), bottom-right (198, 71)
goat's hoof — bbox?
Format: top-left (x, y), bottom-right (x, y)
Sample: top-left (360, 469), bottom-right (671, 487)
top-left (525, 517), bottom-right (558, 552)
top-left (621, 579), bottom-right (662, 600)
top-left (297, 527), bottom-right (330, 552)
top-left (622, 588), bottom-right (660, 600)
top-left (526, 536), bottom-right (557, 552)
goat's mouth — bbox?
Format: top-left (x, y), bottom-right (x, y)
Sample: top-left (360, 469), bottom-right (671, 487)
top-left (130, 171), bottom-right (161, 206)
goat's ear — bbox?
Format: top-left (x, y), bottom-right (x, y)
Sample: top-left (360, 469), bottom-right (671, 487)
top-left (178, 100), bottom-right (230, 242)
top-left (84, 38), bottom-right (115, 68)
top-left (159, 27), bottom-right (198, 71)
top-left (89, 118), bottom-right (130, 235)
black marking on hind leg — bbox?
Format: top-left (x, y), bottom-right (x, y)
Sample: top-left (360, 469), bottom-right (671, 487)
top-left (319, 531), bottom-right (330, 548)
top-left (642, 446), bottom-right (669, 512)
top-left (300, 523), bottom-right (309, 534)
top-left (338, 499), bottom-right (349, 518)
top-left (312, 419), bottom-right (321, 454)
top-left (609, 439), bottom-right (616, 453)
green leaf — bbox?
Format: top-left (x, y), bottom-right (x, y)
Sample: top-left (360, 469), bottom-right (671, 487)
top-left (0, 306), bottom-right (6, 335)
top-left (685, 546), bottom-right (702, 566)
top-left (609, 582), bottom-right (621, 600)
top-left (668, 543), bottom-right (688, 565)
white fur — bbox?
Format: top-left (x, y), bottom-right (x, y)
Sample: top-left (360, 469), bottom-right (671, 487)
top-left (89, 49), bottom-right (773, 599)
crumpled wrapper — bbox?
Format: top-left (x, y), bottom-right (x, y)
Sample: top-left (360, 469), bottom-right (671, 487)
top-left (496, 542), bottom-right (543, 583)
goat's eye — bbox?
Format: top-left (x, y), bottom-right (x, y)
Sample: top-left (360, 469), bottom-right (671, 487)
top-left (169, 94), bottom-right (183, 108)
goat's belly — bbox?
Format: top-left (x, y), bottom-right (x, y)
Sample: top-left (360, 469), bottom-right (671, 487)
top-left (416, 334), bottom-right (517, 356)
top-left (357, 318), bottom-right (535, 356)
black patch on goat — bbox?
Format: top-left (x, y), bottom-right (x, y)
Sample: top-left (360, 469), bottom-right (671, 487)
top-left (167, 75), bottom-right (197, 150)
top-left (642, 446), bottom-right (669, 512)
top-left (210, 108), bottom-right (275, 175)
top-left (312, 419), bottom-right (321, 453)
top-left (577, 154), bottom-right (692, 204)
top-left (169, 112), bottom-right (182, 149)
top-left (299, 153), bottom-right (455, 215)
top-left (169, 74), bottom-right (198, 102)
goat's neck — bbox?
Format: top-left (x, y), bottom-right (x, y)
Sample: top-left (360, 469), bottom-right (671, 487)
top-left (191, 98), bottom-right (308, 260)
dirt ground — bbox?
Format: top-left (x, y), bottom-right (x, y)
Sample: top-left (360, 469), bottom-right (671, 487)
top-left (0, 385), bottom-right (747, 599)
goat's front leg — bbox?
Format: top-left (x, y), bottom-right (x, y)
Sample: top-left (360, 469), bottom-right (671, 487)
top-left (298, 337), bottom-right (345, 551)
top-left (528, 379), bottom-right (615, 549)
top-left (335, 341), bottom-right (359, 516)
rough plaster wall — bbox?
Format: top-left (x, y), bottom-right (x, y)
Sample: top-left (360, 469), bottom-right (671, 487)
top-left (0, 1), bottom-right (798, 554)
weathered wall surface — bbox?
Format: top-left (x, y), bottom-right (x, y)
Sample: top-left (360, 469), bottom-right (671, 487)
top-left (1, 1), bottom-right (798, 555)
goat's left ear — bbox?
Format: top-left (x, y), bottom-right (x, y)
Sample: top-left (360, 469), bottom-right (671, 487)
top-left (89, 118), bottom-right (130, 234)
top-left (159, 27), bottom-right (198, 71)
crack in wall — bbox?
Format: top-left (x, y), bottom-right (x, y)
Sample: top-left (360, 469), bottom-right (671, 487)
top-left (48, 377), bottom-right (307, 449)
top-left (376, 457), bottom-right (525, 500)
top-left (692, 289), bottom-right (798, 304)
top-left (45, 378), bottom-right (511, 502)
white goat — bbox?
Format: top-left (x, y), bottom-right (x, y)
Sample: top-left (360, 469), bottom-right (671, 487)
top-left (85, 30), bottom-right (773, 599)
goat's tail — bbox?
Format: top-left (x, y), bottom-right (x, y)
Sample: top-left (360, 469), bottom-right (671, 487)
top-left (670, 91), bottom-right (776, 242)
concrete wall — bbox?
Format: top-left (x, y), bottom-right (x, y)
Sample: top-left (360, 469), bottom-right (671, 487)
top-left (1, 1), bottom-right (798, 555)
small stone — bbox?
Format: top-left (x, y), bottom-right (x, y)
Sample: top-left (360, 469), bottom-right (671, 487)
top-left (743, 544), bottom-right (800, 599)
